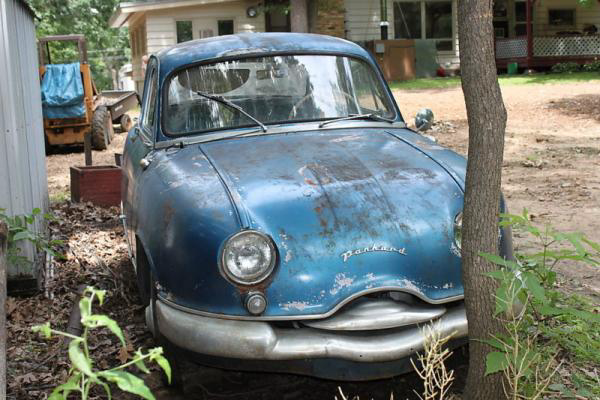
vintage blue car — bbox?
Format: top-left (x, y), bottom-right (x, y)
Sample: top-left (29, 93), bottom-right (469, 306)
top-left (121, 33), bottom-right (513, 382)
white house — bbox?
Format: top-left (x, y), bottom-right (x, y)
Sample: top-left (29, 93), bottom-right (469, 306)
top-left (110, 0), bottom-right (600, 89)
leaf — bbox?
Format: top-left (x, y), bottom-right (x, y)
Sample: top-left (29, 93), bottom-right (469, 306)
top-left (32, 208), bottom-right (41, 215)
top-left (48, 373), bottom-right (81, 400)
top-left (494, 285), bottom-right (510, 316)
top-left (485, 351), bottom-right (509, 375)
top-left (32, 322), bottom-right (52, 339)
top-left (485, 270), bottom-right (507, 280)
top-left (79, 297), bottom-right (91, 320)
top-left (481, 337), bottom-right (506, 351)
top-left (98, 370), bottom-right (155, 400)
top-left (134, 358), bottom-right (150, 374)
top-left (153, 353), bottom-right (171, 384)
top-left (12, 231), bottom-right (32, 241)
top-left (68, 339), bottom-right (95, 377)
top-left (84, 315), bottom-right (126, 346)
top-left (523, 271), bottom-right (546, 302)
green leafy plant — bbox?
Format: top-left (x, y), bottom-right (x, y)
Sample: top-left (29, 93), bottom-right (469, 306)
top-left (550, 62), bottom-right (581, 74)
top-left (32, 287), bottom-right (171, 400)
top-left (482, 210), bottom-right (600, 399)
top-left (0, 207), bottom-right (62, 266)
top-left (582, 61), bottom-right (600, 72)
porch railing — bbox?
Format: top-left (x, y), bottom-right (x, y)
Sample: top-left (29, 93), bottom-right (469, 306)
top-left (496, 35), bottom-right (600, 59)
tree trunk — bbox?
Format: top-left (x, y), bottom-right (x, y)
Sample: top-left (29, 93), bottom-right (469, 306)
top-left (457, 1), bottom-right (508, 399)
top-left (0, 222), bottom-right (7, 399)
top-left (290, 0), bottom-right (309, 33)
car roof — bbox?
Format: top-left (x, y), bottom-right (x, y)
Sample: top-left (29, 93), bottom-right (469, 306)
top-left (155, 33), bottom-right (373, 80)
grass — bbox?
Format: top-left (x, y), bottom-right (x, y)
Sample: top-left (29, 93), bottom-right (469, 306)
top-left (49, 190), bottom-right (70, 204)
top-left (389, 71), bottom-right (600, 91)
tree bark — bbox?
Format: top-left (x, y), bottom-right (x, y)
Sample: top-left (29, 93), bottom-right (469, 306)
top-left (290, 0), bottom-right (309, 33)
top-left (457, 1), bottom-right (508, 399)
top-left (0, 222), bottom-right (7, 399)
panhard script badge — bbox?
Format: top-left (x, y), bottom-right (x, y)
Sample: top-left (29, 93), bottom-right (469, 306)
top-left (341, 245), bottom-right (407, 262)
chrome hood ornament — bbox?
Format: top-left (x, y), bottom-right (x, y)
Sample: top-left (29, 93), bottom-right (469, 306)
top-left (341, 245), bottom-right (407, 263)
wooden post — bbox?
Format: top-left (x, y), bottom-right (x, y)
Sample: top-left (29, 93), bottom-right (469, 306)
top-left (84, 132), bottom-right (92, 166)
top-left (526, 0), bottom-right (533, 68)
top-left (0, 222), bottom-right (7, 399)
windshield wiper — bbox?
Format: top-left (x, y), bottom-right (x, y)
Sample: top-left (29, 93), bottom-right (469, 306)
top-left (318, 113), bottom-right (395, 128)
top-left (196, 91), bottom-right (267, 132)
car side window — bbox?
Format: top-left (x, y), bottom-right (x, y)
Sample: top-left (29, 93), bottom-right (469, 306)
top-left (349, 59), bottom-right (388, 114)
top-left (141, 62), bottom-right (158, 135)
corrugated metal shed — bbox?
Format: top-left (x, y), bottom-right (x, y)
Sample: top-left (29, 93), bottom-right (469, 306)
top-left (0, 0), bottom-right (49, 287)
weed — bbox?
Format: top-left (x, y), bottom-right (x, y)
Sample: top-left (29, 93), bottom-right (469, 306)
top-left (482, 210), bottom-right (600, 399)
top-left (0, 207), bottom-right (62, 266)
top-left (32, 286), bottom-right (170, 400)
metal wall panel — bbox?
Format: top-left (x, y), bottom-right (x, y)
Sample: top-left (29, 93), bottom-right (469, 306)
top-left (0, 0), bottom-right (49, 281)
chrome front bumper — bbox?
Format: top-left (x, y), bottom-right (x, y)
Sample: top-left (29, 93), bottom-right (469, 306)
top-left (150, 299), bottom-right (468, 363)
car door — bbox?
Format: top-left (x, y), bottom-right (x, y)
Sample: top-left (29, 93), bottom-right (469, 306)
top-left (123, 58), bottom-right (159, 262)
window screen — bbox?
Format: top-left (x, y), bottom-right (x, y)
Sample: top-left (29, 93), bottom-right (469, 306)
top-left (176, 21), bottom-right (193, 43)
top-left (394, 2), bottom-right (421, 39)
top-left (549, 9), bottom-right (575, 26)
top-left (218, 20), bottom-right (234, 35)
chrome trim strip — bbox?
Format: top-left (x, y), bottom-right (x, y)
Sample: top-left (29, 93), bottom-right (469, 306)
top-left (301, 298), bottom-right (447, 331)
top-left (154, 121), bottom-right (406, 150)
top-left (157, 286), bottom-right (464, 322)
top-left (153, 299), bottom-right (468, 363)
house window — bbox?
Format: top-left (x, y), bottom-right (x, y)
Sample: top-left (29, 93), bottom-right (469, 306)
top-left (514, 0), bottom-right (530, 37)
top-left (548, 9), bottom-right (575, 27)
top-left (425, 2), bottom-right (452, 50)
top-left (176, 20), bottom-right (193, 43)
top-left (394, 2), bottom-right (421, 39)
top-left (218, 20), bottom-right (234, 35)
top-left (394, 1), bottom-right (454, 52)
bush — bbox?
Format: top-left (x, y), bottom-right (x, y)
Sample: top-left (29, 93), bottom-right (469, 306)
top-left (582, 61), bottom-right (600, 72)
top-left (483, 210), bottom-right (600, 399)
top-left (550, 62), bottom-right (581, 73)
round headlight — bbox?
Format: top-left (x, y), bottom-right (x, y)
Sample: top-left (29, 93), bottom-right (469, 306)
top-left (454, 212), bottom-right (463, 249)
top-left (221, 231), bottom-right (276, 285)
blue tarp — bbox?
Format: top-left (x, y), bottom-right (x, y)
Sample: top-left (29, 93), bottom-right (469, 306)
top-left (41, 62), bottom-right (86, 119)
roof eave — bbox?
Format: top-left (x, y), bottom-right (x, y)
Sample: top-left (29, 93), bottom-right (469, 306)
top-left (109, 5), bottom-right (129, 28)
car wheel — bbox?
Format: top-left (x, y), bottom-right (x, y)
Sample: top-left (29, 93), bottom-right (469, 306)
top-left (120, 113), bottom-right (133, 132)
top-left (91, 106), bottom-right (114, 150)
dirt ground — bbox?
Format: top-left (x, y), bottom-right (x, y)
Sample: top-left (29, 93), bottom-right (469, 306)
top-left (27, 79), bottom-right (600, 399)
top-left (394, 81), bottom-right (600, 300)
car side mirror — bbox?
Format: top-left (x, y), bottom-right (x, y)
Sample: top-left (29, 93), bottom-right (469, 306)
top-left (415, 108), bottom-right (434, 132)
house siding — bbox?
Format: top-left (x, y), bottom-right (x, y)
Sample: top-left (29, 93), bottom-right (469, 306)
top-left (126, 1), bottom-right (264, 88)
top-left (534, 0), bottom-right (600, 36)
top-left (145, 1), bottom-right (264, 52)
top-left (0, 0), bottom-right (49, 280)
top-left (349, 0), bottom-right (460, 67)
top-left (345, 0), bottom-right (395, 42)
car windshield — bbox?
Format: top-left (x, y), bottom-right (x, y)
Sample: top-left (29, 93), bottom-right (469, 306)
top-left (164, 55), bottom-right (395, 136)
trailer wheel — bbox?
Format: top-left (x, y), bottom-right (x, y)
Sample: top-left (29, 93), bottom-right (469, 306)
top-left (91, 106), bottom-right (114, 150)
top-left (120, 113), bottom-right (132, 133)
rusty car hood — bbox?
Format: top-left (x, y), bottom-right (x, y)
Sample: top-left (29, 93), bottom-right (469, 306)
top-left (181, 127), bottom-right (466, 316)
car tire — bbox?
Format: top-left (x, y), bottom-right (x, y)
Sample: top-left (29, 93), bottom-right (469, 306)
top-left (91, 106), bottom-right (114, 150)
top-left (120, 113), bottom-right (132, 133)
